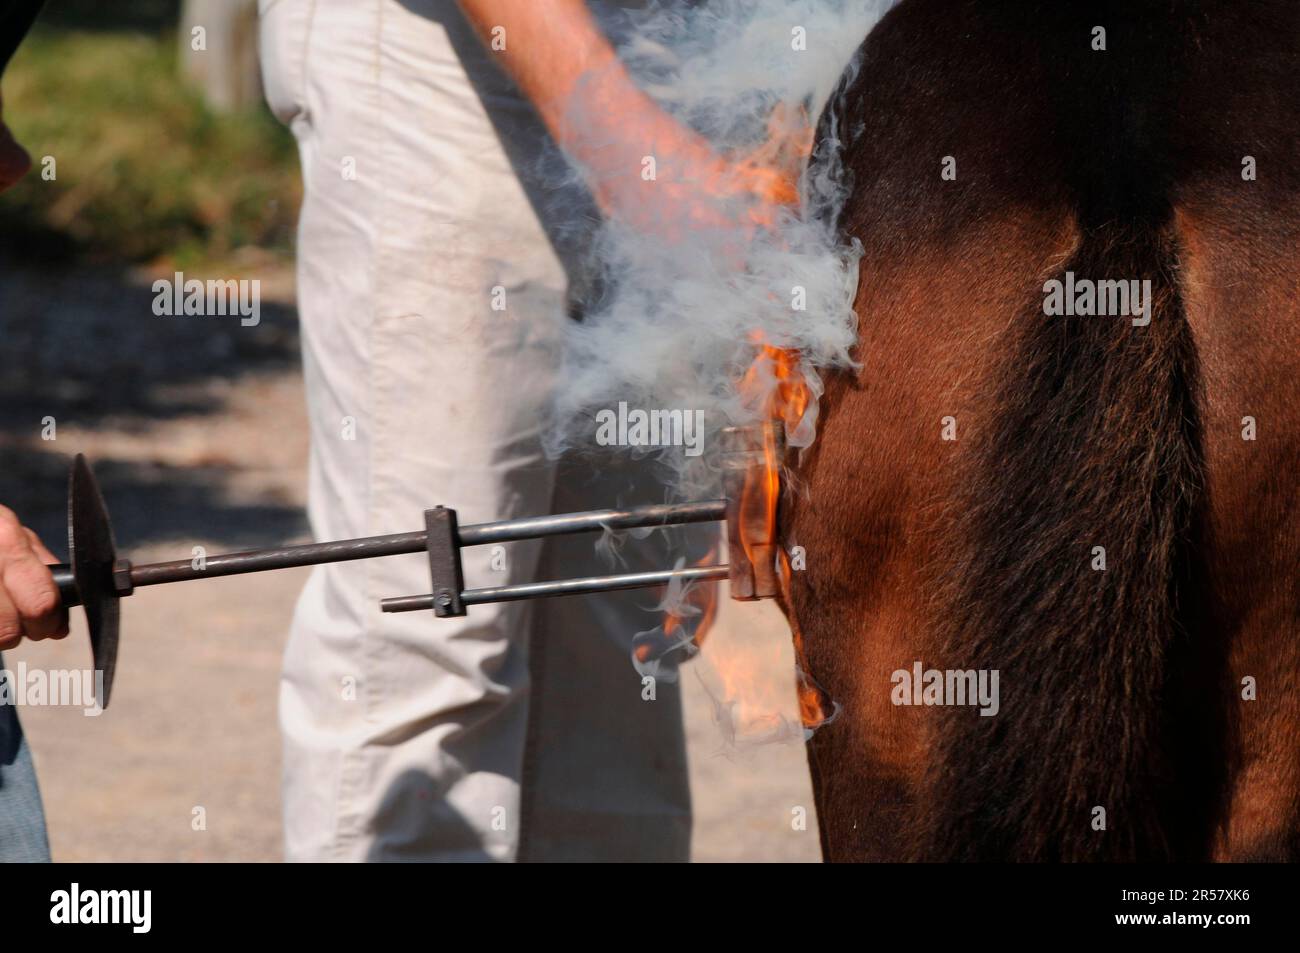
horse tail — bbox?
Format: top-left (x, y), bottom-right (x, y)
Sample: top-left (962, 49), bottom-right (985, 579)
top-left (921, 217), bottom-right (1208, 859)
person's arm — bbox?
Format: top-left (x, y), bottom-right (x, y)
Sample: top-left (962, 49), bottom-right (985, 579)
top-left (456, 0), bottom-right (715, 196)
top-left (456, 0), bottom-right (801, 233)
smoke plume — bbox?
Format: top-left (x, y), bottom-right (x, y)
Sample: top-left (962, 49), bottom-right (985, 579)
top-left (549, 0), bottom-right (895, 490)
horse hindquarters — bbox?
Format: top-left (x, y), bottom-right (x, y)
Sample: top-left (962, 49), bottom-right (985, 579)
top-left (787, 0), bottom-right (1300, 861)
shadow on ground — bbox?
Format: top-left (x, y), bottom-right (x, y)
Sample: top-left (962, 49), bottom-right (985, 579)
top-left (0, 256), bottom-right (307, 551)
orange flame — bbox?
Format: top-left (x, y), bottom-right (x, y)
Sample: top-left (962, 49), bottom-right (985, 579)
top-left (650, 105), bottom-right (832, 733)
top-left (682, 103), bottom-right (814, 238)
top-left (726, 106), bottom-right (828, 729)
top-left (731, 103), bottom-right (815, 218)
top-left (639, 545), bottom-right (722, 666)
top-left (781, 547), bottom-right (832, 728)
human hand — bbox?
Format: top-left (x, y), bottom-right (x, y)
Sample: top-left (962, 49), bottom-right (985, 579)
top-left (577, 95), bottom-right (811, 239)
top-left (0, 505), bottom-right (69, 650)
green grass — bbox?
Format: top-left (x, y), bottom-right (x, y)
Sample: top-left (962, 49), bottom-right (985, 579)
top-left (1, 23), bottom-right (300, 267)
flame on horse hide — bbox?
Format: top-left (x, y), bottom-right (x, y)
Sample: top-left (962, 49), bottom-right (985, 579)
top-left (555, 0), bottom-right (885, 743)
top-left (640, 113), bottom-right (839, 737)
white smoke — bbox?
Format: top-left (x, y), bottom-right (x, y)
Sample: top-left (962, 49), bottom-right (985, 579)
top-left (548, 0), bottom-right (896, 490)
top-left (544, 0), bottom-right (895, 748)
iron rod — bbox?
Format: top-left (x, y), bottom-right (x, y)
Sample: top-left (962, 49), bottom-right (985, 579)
top-left (127, 532), bottom-right (429, 587)
top-left (456, 500), bottom-right (725, 545)
top-left (381, 564), bottom-right (731, 613)
top-left (126, 500), bottom-right (727, 588)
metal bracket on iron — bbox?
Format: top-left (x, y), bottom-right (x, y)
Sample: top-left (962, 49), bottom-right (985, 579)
top-left (424, 506), bottom-right (466, 618)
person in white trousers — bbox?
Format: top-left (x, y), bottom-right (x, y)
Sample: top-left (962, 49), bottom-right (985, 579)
top-left (257, 0), bottom-right (751, 861)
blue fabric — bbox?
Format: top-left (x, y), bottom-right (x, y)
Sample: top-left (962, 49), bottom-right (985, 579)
top-left (0, 655), bottom-right (51, 862)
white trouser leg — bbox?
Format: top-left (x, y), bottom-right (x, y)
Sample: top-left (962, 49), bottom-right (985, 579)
top-left (261, 0), bottom-right (565, 861)
top-left (260, 0), bottom-right (694, 862)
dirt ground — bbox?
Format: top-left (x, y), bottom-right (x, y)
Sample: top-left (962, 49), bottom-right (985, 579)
top-left (2, 262), bottom-right (820, 863)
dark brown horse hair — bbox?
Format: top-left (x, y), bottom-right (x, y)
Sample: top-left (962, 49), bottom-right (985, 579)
top-left (918, 4), bottom-right (1211, 860)
top-left (918, 225), bottom-right (1212, 861)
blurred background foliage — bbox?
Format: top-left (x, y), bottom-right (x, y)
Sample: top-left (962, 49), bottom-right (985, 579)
top-left (1, 0), bottom-right (299, 267)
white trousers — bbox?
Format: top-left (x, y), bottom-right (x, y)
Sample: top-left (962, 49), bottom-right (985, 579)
top-left (259, 0), bottom-right (692, 862)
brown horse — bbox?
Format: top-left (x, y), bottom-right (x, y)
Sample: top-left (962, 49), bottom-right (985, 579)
top-left (784, 0), bottom-right (1300, 861)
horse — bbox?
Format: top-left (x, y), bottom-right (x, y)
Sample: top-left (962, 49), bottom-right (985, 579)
top-left (784, 0), bottom-right (1300, 861)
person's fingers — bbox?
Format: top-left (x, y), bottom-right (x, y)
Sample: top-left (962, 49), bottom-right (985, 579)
top-left (21, 530), bottom-right (71, 638)
top-left (3, 557), bottom-right (67, 641)
top-left (0, 585), bottom-right (21, 651)
top-left (0, 508), bottom-right (67, 643)
top-left (1, 542), bottom-right (68, 643)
